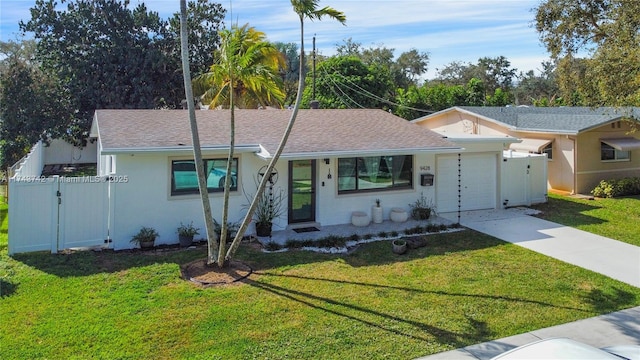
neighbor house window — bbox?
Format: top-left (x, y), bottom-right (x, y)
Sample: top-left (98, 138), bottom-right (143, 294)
top-left (338, 155), bottom-right (412, 194)
top-left (541, 143), bottom-right (553, 160)
top-left (171, 158), bottom-right (238, 195)
top-left (600, 143), bottom-right (630, 161)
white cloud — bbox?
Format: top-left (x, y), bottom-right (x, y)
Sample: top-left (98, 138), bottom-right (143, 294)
top-left (1, 0), bottom-right (549, 77)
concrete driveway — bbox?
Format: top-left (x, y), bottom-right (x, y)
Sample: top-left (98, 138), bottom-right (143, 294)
top-left (439, 208), bottom-right (640, 288)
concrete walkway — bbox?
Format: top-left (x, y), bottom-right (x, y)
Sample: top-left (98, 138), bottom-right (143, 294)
top-left (418, 208), bottom-right (640, 359)
top-left (439, 208), bottom-right (640, 288)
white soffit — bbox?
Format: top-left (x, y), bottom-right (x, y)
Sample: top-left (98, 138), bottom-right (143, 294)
top-left (510, 138), bottom-right (552, 152)
top-left (601, 137), bottom-right (640, 151)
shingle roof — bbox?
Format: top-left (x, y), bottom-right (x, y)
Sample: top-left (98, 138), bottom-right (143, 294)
top-left (439, 106), bottom-right (640, 134)
top-left (93, 109), bottom-right (459, 156)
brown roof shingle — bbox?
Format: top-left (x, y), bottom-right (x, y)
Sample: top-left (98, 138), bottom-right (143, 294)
top-left (93, 109), bottom-right (458, 156)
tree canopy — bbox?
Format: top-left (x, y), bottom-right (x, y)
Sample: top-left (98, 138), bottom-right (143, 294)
top-left (335, 38), bottom-right (429, 91)
top-left (19, 0), bottom-right (226, 142)
top-left (301, 55), bottom-right (392, 109)
top-left (0, 57), bottom-right (73, 169)
top-left (434, 56), bottom-right (517, 96)
top-left (535, 0), bottom-right (640, 106)
top-left (193, 24), bottom-right (285, 109)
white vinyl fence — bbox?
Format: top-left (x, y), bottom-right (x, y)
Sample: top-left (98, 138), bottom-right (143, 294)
top-left (501, 151), bottom-right (548, 207)
top-left (8, 176), bottom-right (116, 255)
top-left (8, 141), bottom-right (44, 179)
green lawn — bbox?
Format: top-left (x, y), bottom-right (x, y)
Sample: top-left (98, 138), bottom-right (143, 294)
top-left (1, 198), bottom-right (639, 359)
top-left (532, 193), bottom-right (640, 246)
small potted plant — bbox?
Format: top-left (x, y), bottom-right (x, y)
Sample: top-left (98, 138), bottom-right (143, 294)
top-left (130, 226), bottom-right (159, 249)
top-left (409, 192), bottom-right (433, 220)
top-left (392, 239), bottom-right (407, 254)
top-left (177, 221), bottom-right (199, 247)
top-left (213, 218), bottom-right (240, 243)
top-left (246, 187), bottom-right (285, 237)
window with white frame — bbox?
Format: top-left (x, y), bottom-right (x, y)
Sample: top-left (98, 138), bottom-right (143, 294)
top-left (171, 158), bottom-right (238, 195)
top-left (338, 155), bottom-right (412, 194)
top-left (601, 143), bottom-right (630, 161)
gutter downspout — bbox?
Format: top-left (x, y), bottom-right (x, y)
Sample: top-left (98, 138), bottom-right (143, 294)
top-left (570, 136), bottom-right (577, 195)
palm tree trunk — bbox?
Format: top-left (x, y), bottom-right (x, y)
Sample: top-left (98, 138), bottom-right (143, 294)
top-left (225, 15), bottom-right (306, 259)
top-left (180, 0), bottom-right (219, 265)
top-left (217, 72), bottom-right (236, 267)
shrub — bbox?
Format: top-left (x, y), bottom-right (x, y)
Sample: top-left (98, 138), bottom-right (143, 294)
top-left (263, 241), bottom-right (282, 251)
top-left (426, 224), bottom-right (439, 233)
top-left (409, 192), bottom-right (434, 220)
top-left (377, 231), bottom-right (388, 238)
top-left (405, 225), bottom-right (423, 235)
top-left (315, 235), bottom-right (346, 248)
top-left (592, 177), bottom-right (640, 198)
top-left (348, 233), bottom-right (360, 241)
top-left (300, 239), bottom-right (315, 247)
top-left (212, 219), bottom-right (239, 242)
top-left (285, 239), bottom-right (303, 249)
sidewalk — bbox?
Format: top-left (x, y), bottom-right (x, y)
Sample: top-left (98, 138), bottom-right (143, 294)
top-left (417, 306), bottom-right (640, 359)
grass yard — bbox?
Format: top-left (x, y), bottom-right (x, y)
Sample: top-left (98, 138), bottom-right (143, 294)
top-left (1, 198), bottom-right (640, 359)
top-left (532, 193), bottom-right (640, 247)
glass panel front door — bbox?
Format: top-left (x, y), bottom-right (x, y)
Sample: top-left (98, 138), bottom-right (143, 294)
top-left (288, 160), bottom-right (316, 223)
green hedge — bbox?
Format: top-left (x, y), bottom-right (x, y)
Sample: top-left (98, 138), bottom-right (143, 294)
top-left (591, 177), bottom-right (640, 198)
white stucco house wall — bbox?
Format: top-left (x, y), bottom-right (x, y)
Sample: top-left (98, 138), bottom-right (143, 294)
top-left (8, 108), bottom-right (546, 254)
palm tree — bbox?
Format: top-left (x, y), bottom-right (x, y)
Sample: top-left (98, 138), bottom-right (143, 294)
top-left (192, 24), bottom-right (285, 266)
top-left (225, 0), bottom-right (346, 261)
top-left (193, 24), bottom-right (285, 109)
top-left (179, 0), bottom-right (218, 264)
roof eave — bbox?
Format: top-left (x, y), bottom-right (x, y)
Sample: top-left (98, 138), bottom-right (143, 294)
top-left (267, 147), bottom-right (464, 160)
top-left (100, 144), bottom-right (262, 155)
top-left (412, 107), bottom-right (462, 123)
top-left (440, 135), bottom-right (521, 144)
top-left (512, 128), bottom-right (578, 135)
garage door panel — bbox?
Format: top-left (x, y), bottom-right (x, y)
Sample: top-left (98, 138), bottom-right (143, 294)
top-left (437, 154), bottom-right (496, 212)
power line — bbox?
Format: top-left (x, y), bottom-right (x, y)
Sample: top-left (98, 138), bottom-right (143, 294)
top-left (319, 64), bottom-right (435, 114)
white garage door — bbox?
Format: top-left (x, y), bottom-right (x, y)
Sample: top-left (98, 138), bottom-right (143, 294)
top-left (436, 154), bottom-right (497, 213)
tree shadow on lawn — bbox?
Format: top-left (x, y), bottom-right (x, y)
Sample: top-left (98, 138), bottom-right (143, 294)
top-left (0, 205), bottom-right (7, 234)
top-left (583, 287), bottom-right (640, 341)
top-left (0, 278), bottom-right (17, 297)
top-left (246, 278), bottom-right (488, 348)
top-left (530, 195), bottom-right (606, 226)
top-left (584, 287), bottom-right (638, 314)
top-left (253, 271), bottom-right (590, 313)
top-left (244, 274), bottom-right (590, 350)
top-left (10, 244), bottom-right (210, 277)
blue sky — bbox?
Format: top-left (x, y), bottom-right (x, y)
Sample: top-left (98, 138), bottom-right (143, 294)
top-left (0, 0), bottom-right (550, 78)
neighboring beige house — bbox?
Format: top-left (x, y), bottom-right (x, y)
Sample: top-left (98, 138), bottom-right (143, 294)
top-left (413, 106), bottom-right (640, 194)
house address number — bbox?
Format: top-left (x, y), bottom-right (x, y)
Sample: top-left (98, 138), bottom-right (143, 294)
top-left (419, 165), bottom-right (431, 171)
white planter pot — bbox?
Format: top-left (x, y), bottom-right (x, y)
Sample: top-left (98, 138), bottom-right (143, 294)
top-left (371, 206), bottom-right (383, 224)
top-left (390, 207), bottom-right (408, 223)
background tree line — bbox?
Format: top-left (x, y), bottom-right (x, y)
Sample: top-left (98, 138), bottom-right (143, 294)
top-left (2, 0), bottom-right (639, 169)
top-left (0, 0), bottom-right (225, 169)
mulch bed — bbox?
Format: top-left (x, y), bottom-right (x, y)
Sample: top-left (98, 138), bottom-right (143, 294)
top-left (182, 259), bottom-right (253, 287)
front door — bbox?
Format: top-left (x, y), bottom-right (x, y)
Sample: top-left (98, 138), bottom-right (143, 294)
top-left (288, 160), bottom-right (316, 223)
